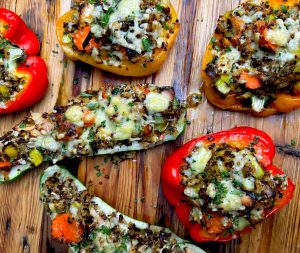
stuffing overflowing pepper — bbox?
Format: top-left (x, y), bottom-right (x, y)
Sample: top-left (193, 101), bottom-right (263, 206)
top-left (56, 0), bottom-right (179, 77)
top-left (202, 0), bottom-right (300, 116)
top-left (161, 127), bottom-right (295, 242)
top-left (0, 8), bottom-right (48, 114)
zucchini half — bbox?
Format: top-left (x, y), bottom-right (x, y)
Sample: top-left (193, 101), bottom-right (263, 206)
top-left (40, 165), bottom-right (206, 253)
top-left (0, 84), bottom-right (186, 183)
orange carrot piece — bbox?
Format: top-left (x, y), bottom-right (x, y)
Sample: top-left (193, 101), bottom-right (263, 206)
top-left (230, 16), bottom-right (245, 33)
top-left (82, 110), bottom-right (95, 126)
top-left (240, 72), bottom-right (262, 90)
top-left (85, 38), bottom-right (100, 53)
top-left (73, 26), bottom-right (90, 51)
top-left (0, 161), bottom-right (11, 169)
top-left (51, 213), bottom-right (83, 243)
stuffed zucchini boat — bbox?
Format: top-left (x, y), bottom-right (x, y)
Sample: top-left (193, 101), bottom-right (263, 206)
top-left (202, 0), bottom-right (300, 116)
top-left (40, 165), bottom-right (205, 253)
top-left (0, 83), bottom-right (186, 183)
top-left (57, 0), bottom-right (179, 77)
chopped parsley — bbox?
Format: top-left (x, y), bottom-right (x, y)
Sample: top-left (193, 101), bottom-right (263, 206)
top-left (97, 225), bottom-right (112, 235)
top-left (100, 120), bottom-right (106, 128)
top-left (156, 4), bottom-right (163, 11)
top-left (142, 38), bottom-right (152, 52)
top-left (212, 181), bottom-right (227, 205)
top-left (88, 129), bottom-right (95, 141)
top-left (99, 7), bottom-right (114, 27)
top-left (211, 36), bottom-right (217, 44)
top-left (290, 139), bottom-right (296, 147)
top-left (280, 4), bottom-right (288, 13)
top-left (19, 122), bottom-right (26, 129)
top-left (111, 87), bottom-right (120, 95)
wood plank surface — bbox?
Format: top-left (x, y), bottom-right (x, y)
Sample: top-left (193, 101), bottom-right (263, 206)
top-left (0, 0), bottom-right (299, 253)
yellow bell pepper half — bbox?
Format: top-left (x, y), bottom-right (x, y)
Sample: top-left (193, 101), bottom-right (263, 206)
top-left (201, 0), bottom-right (300, 117)
top-left (56, 3), bottom-right (179, 77)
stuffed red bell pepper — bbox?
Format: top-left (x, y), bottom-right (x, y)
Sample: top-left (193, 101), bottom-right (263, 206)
top-left (0, 8), bottom-right (48, 114)
top-left (161, 127), bottom-right (295, 242)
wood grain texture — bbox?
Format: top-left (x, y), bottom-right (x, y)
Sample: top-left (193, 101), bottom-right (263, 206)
top-left (0, 0), bottom-right (299, 253)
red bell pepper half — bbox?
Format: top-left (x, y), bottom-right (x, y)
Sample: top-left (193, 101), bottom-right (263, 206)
top-left (161, 127), bottom-right (295, 242)
top-left (0, 8), bottom-right (40, 55)
top-left (0, 8), bottom-right (48, 114)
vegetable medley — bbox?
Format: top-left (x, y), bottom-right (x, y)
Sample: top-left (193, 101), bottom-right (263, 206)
top-left (205, 0), bottom-right (300, 113)
top-left (63, 0), bottom-right (178, 67)
top-left (181, 141), bottom-right (288, 236)
top-left (0, 83), bottom-right (185, 182)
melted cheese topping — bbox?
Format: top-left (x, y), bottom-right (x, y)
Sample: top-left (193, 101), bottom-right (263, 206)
top-left (0, 84), bottom-right (185, 179)
top-left (182, 142), bottom-right (288, 234)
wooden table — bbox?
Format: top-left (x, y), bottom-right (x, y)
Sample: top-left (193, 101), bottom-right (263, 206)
top-left (0, 0), bottom-right (299, 252)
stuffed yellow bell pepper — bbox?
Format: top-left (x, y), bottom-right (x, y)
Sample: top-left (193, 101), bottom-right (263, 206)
top-left (56, 0), bottom-right (179, 77)
top-left (202, 0), bottom-right (300, 116)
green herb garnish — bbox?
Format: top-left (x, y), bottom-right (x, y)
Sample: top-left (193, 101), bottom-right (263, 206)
top-left (280, 5), bottom-right (287, 13)
top-left (99, 7), bottom-right (114, 27)
top-left (211, 36), bottom-right (217, 44)
top-left (291, 139), bottom-right (296, 147)
top-left (19, 122), bottom-right (26, 129)
top-left (100, 120), bottom-right (106, 128)
top-left (156, 4), bottom-right (163, 11)
top-left (212, 181), bottom-right (227, 205)
top-left (142, 38), bottom-right (152, 52)
top-left (97, 225), bottom-right (112, 235)
top-left (88, 129), bottom-right (95, 141)
top-left (111, 87), bottom-right (120, 95)
top-left (80, 92), bottom-right (93, 98)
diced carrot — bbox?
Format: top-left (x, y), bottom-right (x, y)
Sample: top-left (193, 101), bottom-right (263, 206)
top-left (51, 213), bottom-right (83, 243)
top-left (230, 16), bottom-right (245, 33)
top-left (82, 110), bottom-right (95, 125)
top-left (120, 48), bottom-right (126, 54)
top-left (73, 26), bottom-right (90, 51)
top-left (85, 38), bottom-right (100, 53)
top-left (0, 161), bottom-right (11, 169)
top-left (240, 72), bottom-right (261, 90)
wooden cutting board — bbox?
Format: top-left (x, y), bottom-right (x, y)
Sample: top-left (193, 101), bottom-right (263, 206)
top-left (0, 0), bottom-right (299, 253)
